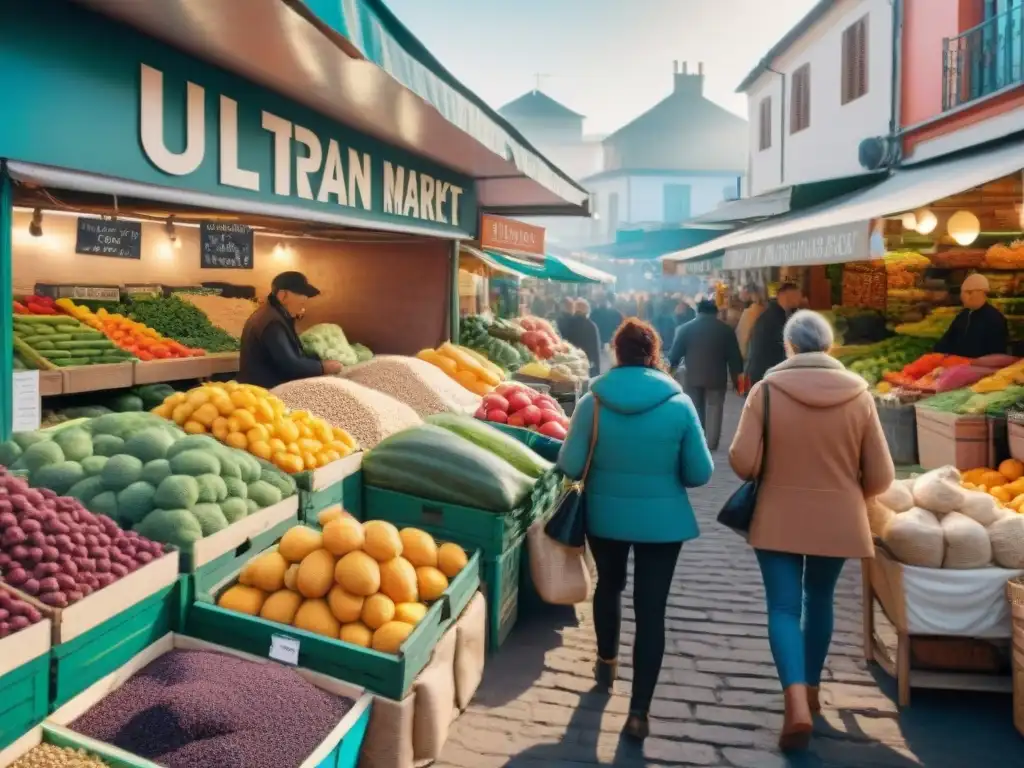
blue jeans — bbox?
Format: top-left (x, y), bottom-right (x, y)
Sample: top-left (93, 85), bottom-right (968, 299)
top-left (755, 549), bottom-right (846, 689)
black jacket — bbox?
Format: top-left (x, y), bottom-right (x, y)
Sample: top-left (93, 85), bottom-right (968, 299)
top-left (745, 301), bottom-right (790, 385)
top-left (591, 306), bottom-right (624, 344)
top-left (238, 295), bottom-right (324, 389)
top-left (934, 303), bottom-right (1009, 358)
top-left (668, 314), bottom-right (743, 390)
top-left (562, 314), bottom-right (603, 377)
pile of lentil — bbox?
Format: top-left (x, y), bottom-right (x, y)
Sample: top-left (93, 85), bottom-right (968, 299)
top-left (339, 356), bottom-right (482, 417)
top-left (272, 376), bottom-right (422, 449)
top-left (70, 649), bottom-right (353, 768)
top-left (10, 744), bottom-right (112, 768)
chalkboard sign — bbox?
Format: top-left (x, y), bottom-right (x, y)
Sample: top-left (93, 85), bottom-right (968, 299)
top-left (200, 222), bottom-right (254, 270)
top-left (75, 217), bottom-right (142, 259)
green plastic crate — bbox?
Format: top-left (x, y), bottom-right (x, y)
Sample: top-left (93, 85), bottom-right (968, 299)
top-left (488, 423), bottom-right (564, 462)
top-left (480, 541), bottom-right (523, 653)
top-left (7, 724), bottom-right (166, 768)
top-left (0, 654), bottom-right (49, 751)
top-left (362, 471), bottom-right (561, 560)
top-left (186, 542), bottom-right (481, 700)
top-left (50, 584), bottom-right (177, 710)
top-left (300, 469), bottom-right (364, 526)
top-left (190, 513), bottom-right (299, 597)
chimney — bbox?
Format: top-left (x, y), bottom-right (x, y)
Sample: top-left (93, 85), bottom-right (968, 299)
top-left (673, 60), bottom-right (679, 74)
top-left (674, 60), bottom-right (705, 97)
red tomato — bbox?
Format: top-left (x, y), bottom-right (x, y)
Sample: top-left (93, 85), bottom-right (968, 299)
top-left (486, 409), bottom-right (509, 423)
top-left (506, 392), bottom-right (532, 413)
top-left (539, 421), bottom-right (567, 440)
top-left (507, 412), bottom-right (527, 427)
top-left (520, 405), bottom-right (542, 426)
top-left (538, 409), bottom-right (562, 424)
top-left (481, 394), bottom-right (509, 412)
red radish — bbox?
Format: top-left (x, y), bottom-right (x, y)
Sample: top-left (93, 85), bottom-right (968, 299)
top-left (520, 405), bottom-right (542, 426)
top-left (507, 412), bottom-right (527, 427)
top-left (520, 318), bottom-right (536, 331)
top-left (495, 382), bottom-right (524, 397)
top-left (539, 409), bottom-right (562, 424)
top-left (486, 409), bottom-right (509, 423)
top-left (474, 405), bottom-right (487, 419)
top-left (506, 392), bottom-right (532, 413)
top-left (539, 421), bottom-right (567, 439)
top-left (482, 394), bottom-right (509, 412)
top-left (557, 415), bottom-right (570, 428)
top-left (534, 394), bottom-right (561, 410)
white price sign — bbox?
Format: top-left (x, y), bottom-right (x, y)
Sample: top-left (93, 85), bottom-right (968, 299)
top-left (269, 634), bottom-right (300, 666)
top-left (11, 371), bottom-right (41, 433)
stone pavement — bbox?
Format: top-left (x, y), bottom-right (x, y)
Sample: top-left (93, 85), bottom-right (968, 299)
top-left (436, 395), bottom-right (1023, 768)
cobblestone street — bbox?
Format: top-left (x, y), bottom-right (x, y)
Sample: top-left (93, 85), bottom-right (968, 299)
top-left (437, 396), bottom-right (1023, 768)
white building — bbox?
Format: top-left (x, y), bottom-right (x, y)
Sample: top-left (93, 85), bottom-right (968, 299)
top-left (740, 0), bottom-right (894, 197)
top-left (583, 62), bottom-right (747, 241)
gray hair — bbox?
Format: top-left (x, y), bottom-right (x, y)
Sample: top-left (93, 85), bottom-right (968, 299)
top-left (783, 310), bottom-right (834, 354)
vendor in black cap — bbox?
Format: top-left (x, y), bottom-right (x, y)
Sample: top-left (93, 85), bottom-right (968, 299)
top-left (238, 271), bottom-right (342, 388)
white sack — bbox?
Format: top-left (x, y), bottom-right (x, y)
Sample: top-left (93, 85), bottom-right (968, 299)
top-left (883, 507), bottom-right (945, 568)
top-left (958, 489), bottom-right (1004, 528)
top-left (989, 514), bottom-right (1024, 569)
top-left (876, 480), bottom-right (915, 513)
top-left (940, 511), bottom-right (992, 569)
top-left (912, 466), bottom-right (965, 515)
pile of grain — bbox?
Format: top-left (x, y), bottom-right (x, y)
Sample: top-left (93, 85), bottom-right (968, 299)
top-left (71, 648), bottom-right (352, 768)
top-left (174, 293), bottom-right (256, 338)
top-left (339, 355), bottom-right (482, 417)
top-left (10, 744), bottom-right (112, 768)
top-left (272, 376), bottom-right (422, 449)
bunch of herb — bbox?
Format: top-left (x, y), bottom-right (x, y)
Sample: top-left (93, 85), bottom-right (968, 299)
top-left (114, 296), bottom-right (240, 353)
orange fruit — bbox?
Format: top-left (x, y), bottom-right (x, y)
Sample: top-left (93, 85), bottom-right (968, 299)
top-left (276, 420), bottom-right (300, 444)
top-left (212, 417), bottom-right (230, 441)
top-left (191, 402), bottom-right (220, 427)
top-left (226, 431), bottom-right (248, 450)
top-left (183, 420), bottom-right (207, 435)
top-left (246, 425), bottom-right (270, 444)
top-left (249, 440), bottom-right (273, 460)
top-left (302, 452), bottom-right (319, 470)
top-left (268, 438), bottom-right (287, 454)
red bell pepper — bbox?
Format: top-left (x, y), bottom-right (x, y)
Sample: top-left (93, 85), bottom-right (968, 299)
top-left (12, 301), bottom-right (29, 315)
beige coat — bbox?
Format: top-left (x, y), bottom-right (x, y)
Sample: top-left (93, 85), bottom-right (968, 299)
top-left (735, 303), bottom-right (765, 360)
top-left (729, 353), bottom-right (895, 559)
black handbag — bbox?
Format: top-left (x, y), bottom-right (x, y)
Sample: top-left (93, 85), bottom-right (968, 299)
top-left (717, 383), bottom-right (770, 535)
top-left (544, 398), bottom-right (600, 548)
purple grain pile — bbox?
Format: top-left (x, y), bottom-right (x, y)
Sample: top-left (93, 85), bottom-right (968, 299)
top-left (71, 649), bottom-right (354, 768)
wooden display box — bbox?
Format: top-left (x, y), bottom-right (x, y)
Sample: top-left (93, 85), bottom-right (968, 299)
top-left (0, 607), bottom-right (51, 752)
top-left (188, 539), bottom-right (481, 700)
top-left (44, 634), bottom-right (373, 768)
top-left (1008, 421), bottom-right (1024, 462)
top-left (133, 357), bottom-right (215, 384)
top-left (61, 363), bottom-right (134, 394)
top-left (38, 370), bottom-right (63, 397)
top-left (204, 352), bottom-right (240, 375)
top-left (914, 406), bottom-right (989, 470)
top-left (862, 545), bottom-right (1014, 707)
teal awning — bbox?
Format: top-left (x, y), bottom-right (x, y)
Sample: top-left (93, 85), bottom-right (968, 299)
top-left (482, 250), bottom-right (615, 284)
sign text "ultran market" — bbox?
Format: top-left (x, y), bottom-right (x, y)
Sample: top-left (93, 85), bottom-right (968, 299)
top-left (139, 64), bottom-right (465, 226)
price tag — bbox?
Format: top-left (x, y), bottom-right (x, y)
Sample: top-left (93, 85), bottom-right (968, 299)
top-left (11, 371), bottom-right (41, 433)
top-left (269, 634), bottom-right (300, 666)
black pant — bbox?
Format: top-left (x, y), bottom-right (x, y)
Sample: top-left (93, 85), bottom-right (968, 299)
top-left (588, 534), bottom-right (683, 714)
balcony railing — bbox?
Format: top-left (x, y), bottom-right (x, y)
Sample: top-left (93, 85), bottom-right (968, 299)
top-left (943, 4), bottom-right (1024, 111)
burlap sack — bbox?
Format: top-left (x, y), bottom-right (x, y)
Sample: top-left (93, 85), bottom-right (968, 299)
top-left (359, 690), bottom-right (416, 768)
top-left (989, 514), bottom-right (1024, 569)
top-left (912, 466), bottom-right (965, 515)
top-left (527, 518), bottom-right (591, 605)
top-left (877, 479), bottom-right (914, 513)
top-left (454, 592), bottom-right (486, 711)
top-left (867, 498), bottom-right (896, 538)
top-left (940, 511), bottom-right (993, 569)
top-left (958, 489), bottom-right (1004, 527)
top-left (883, 507), bottom-right (944, 567)
top-left (412, 624), bottom-right (458, 764)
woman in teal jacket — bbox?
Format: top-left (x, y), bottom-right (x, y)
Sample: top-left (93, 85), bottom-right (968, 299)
top-left (558, 318), bottom-right (714, 740)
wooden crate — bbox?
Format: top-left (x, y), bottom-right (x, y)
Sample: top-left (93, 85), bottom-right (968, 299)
top-left (61, 363), bottom-right (134, 394)
top-left (45, 634), bottom-right (373, 768)
top-left (914, 407), bottom-right (989, 470)
top-left (133, 358), bottom-right (215, 385)
top-left (38, 370), bottom-right (63, 397)
top-left (863, 546), bottom-right (1014, 707)
top-left (1009, 422), bottom-right (1024, 462)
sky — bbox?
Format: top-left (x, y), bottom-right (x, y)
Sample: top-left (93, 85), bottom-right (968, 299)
top-left (384, 0), bottom-right (822, 135)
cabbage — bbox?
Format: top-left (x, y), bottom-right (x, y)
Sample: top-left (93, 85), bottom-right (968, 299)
top-left (300, 323), bottom-right (358, 366)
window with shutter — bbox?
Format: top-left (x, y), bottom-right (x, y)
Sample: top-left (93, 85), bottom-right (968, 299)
top-left (842, 16), bottom-right (869, 104)
top-left (790, 64), bottom-right (811, 133)
top-left (758, 97), bottom-right (772, 150)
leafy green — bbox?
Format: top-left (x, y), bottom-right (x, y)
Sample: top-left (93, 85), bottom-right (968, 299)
top-left (113, 296), bottom-right (239, 352)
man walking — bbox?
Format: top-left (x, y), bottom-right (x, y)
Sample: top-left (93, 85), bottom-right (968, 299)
top-left (667, 299), bottom-right (742, 450)
top-left (745, 282), bottom-right (803, 386)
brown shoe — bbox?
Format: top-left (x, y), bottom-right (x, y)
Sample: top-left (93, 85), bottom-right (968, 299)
top-left (779, 684), bottom-right (813, 752)
top-left (807, 686), bottom-right (821, 714)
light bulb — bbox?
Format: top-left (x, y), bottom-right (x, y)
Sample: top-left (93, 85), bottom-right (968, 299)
top-left (901, 212), bottom-right (917, 230)
top-left (914, 209), bottom-right (938, 235)
top-left (947, 210), bottom-right (980, 246)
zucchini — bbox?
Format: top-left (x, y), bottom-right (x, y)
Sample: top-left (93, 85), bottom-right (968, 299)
top-left (23, 334), bottom-right (73, 345)
top-left (426, 413), bottom-right (552, 478)
top-left (55, 324), bottom-right (85, 333)
top-left (52, 340), bottom-right (113, 350)
top-left (362, 424), bottom-right (535, 512)
top-left (12, 337), bottom-right (55, 370)
top-left (14, 315), bottom-right (70, 325)
top-left (32, 340), bottom-right (55, 350)
top-left (41, 350), bottom-right (72, 359)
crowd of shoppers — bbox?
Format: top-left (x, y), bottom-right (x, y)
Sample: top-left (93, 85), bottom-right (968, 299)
top-left (555, 295), bottom-right (895, 753)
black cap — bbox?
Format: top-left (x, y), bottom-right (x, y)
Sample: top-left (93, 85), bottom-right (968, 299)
top-left (271, 271), bottom-right (320, 297)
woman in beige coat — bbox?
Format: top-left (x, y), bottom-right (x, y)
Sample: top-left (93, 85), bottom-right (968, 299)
top-left (729, 310), bottom-right (894, 752)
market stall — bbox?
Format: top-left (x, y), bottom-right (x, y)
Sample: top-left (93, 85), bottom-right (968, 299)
top-left (0, 0), bottom-right (594, 765)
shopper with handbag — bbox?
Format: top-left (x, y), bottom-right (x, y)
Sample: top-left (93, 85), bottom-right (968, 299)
top-left (556, 318), bottom-right (714, 741)
top-left (727, 310), bottom-right (894, 752)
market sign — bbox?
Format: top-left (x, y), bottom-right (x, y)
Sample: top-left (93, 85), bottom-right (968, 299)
top-left (723, 221), bottom-right (871, 270)
top-left (0, 2), bottom-right (478, 237)
top-left (665, 255), bottom-right (723, 276)
top-left (479, 215), bottom-right (545, 257)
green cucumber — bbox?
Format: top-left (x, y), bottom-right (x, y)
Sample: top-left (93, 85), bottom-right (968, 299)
top-left (426, 413), bottom-right (552, 478)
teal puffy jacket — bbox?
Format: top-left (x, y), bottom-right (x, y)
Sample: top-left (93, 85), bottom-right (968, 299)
top-left (557, 366), bottom-right (714, 543)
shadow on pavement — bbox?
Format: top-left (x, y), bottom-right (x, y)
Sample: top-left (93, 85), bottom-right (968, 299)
top-left (471, 600), bottom-right (582, 709)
